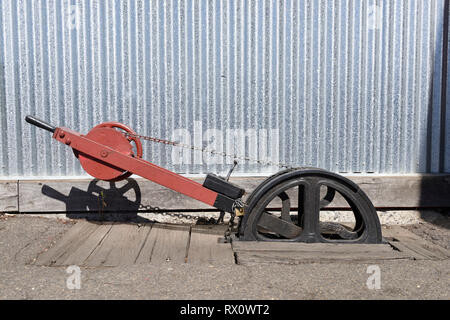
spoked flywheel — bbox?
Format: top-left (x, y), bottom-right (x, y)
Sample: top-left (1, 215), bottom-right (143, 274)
top-left (239, 168), bottom-right (382, 243)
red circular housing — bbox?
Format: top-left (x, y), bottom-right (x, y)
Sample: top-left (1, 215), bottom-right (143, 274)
top-left (77, 122), bottom-right (143, 182)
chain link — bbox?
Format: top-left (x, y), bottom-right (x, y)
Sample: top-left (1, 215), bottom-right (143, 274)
top-left (124, 132), bottom-right (294, 169)
top-left (126, 131), bottom-right (287, 229)
top-left (139, 204), bottom-right (200, 221)
top-left (139, 204), bottom-right (226, 224)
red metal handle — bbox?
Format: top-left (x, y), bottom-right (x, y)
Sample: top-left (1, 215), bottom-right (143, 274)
top-left (53, 127), bottom-right (221, 208)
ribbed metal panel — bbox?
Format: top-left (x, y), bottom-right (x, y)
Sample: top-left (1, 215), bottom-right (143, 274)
top-left (0, 0), bottom-right (449, 177)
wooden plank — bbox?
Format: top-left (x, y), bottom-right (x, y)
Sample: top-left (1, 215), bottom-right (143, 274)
top-left (257, 212), bottom-right (302, 238)
top-left (18, 179), bottom-right (145, 213)
top-left (135, 224), bottom-right (190, 265)
top-left (232, 241), bottom-right (411, 265)
top-left (103, 223), bottom-right (152, 266)
top-left (236, 175), bottom-right (450, 209)
top-left (364, 175), bottom-right (450, 208)
top-left (191, 224), bottom-right (228, 235)
top-left (232, 241), bottom-right (396, 254)
top-left (83, 223), bottom-right (152, 267)
top-left (34, 220), bottom-right (99, 266)
top-left (0, 181), bottom-right (18, 212)
top-left (383, 226), bottom-right (450, 260)
top-left (385, 241), bottom-right (429, 261)
top-left (57, 223), bottom-right (114, 266)
top-left (187, 231), bottom-right (234, 265)
top-left (233, 241), bottom-right (397, 253)
top-left (235, 250), bottom-right (410, 266)
top-left (16, 174), bottom-right (450, 213)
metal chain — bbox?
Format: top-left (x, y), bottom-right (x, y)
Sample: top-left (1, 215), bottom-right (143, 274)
top-left (139, 203), bottom-right (231, 225)
top-left (124, 132), bottom-right (294, 169)
top-left (125, 131), bottom-right (291, 229)
top-left (224, 211), bottom-right (235, 242)
top-left (139, 204), bottom-right (211, 221)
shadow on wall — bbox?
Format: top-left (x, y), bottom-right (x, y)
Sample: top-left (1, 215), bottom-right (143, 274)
top-left (418, 0), bottom-right (450, 229)
top-left (41, 178), bottom-right (150, 222)
top-left (418, 174), bottom-right (450, 229)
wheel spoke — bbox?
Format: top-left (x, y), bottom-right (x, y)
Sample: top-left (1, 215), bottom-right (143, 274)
top-left (118, 181), bottom-right (135, 194)
top-left (297, 185), bottom-right (305, 226)
top-left (278, 191), bottom-right (292, 223)
top-left (87, 179), bottom-right (105, 195)
top-left (297, 179), bottom-right (321, 237)
top-left (257, 211), bottom-right (302, 239)
top-left (320, 186), bottom-right (335, 208)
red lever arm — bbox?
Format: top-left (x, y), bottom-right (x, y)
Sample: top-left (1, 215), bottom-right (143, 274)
top-left (52, 127), bottom-right (234, 212)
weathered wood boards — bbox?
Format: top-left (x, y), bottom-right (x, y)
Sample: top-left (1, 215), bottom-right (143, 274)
top-left (84, 223), bottom-right (152, 267)
top-left (64, 223), bottom-right (115, 266)
top-left (0, 180), bottom-right (18, 212)
top-left (11, 174), bottom-right (450, 213)
top-left (18, 179), bottom-right (147, 213)
top-left (33, 221), bottom-right (233, 267)
top-left (232, 242), bottom-right (411, 265)
top-left (33, 220), bottom-right (449, 268)
top-left (357, 174), bottom-right (450, 208)
top-left (187, 226), bottom-right (235, 265)
top-left (135, 224), bottom-right (190, 265)
top-left (232, 226), bottom-right (450, 266)
top-left (383, 225), bottom-right (450, 260)
top-left (34, 220), bottom-right (100, 266)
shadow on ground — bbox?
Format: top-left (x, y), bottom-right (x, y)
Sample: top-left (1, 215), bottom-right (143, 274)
top-left (41, 178), bottom-right (151, 222)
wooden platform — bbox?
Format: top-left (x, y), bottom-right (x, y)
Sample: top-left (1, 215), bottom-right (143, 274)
top-left (32, 222), bottom-right (450, 267)
top-left (33, 221), bottom-right (234, 267)
top-left (233, 225), bottom-right (450, 265)
top-left (382, 225), bottom-right (450, 260)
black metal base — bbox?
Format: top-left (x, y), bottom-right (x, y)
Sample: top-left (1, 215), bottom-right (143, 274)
top-left (238, 167), bottom-right (382, 244)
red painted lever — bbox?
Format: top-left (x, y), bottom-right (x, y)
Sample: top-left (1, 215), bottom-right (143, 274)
top-left (52, 127), bottom-right (235, 213)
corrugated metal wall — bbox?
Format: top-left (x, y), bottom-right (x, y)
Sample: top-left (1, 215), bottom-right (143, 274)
top-left (0, 0), bottom-right (449, 177)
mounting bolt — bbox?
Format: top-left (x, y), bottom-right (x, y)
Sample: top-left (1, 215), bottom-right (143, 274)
top-left (65, 138), bottom-right (71, 145)
top-left (100, 150), bottom-right (108, 158)
top-left (59, 131), bottom-right (65, 138)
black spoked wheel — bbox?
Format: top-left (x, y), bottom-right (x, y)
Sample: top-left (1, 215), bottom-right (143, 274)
top-left (239, 168), bottom-right (382, 243)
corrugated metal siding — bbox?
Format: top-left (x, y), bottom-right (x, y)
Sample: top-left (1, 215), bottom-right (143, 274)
top-left (0, 0), bottom-right (449, 177)
top-left (445, 0), bottom-right (450, 173)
